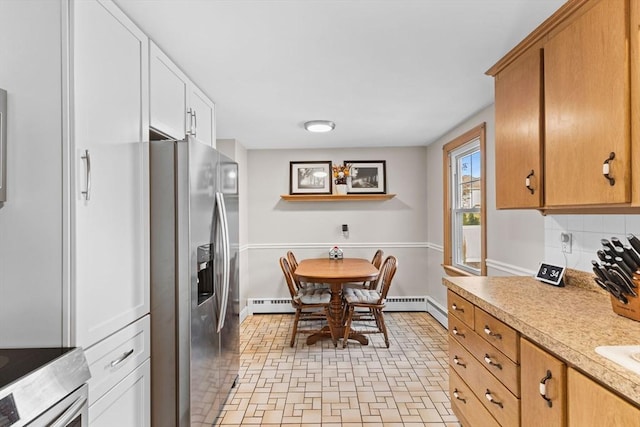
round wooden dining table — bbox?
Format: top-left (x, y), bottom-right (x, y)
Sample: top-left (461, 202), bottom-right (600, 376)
top-left (294, 257), bottom-right (379, 345)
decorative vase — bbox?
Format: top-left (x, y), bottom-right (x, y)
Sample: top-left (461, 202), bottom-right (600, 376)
top-left (336, 184), bottom-right (347, 195)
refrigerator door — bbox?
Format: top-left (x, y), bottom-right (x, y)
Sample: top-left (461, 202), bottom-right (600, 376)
top-left (184, 139), bottom-right (221, 426)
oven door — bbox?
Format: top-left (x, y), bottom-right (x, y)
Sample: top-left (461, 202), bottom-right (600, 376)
top-left (28, 384), bottom-right (88, 427)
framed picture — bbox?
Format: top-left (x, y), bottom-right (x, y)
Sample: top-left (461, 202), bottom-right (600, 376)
top-left (345, 160), bottom-right (387, 194)
top-left (289, 161), bottom-right (332, 194)
top-left (221, 162), bottom-right (238, 194)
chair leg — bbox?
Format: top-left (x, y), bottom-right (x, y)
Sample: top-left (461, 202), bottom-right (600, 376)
top-left (325, 306), bottom-right (337, 347)
top-left (342, 305), bottom-right (355, 348)
top-left (375, 309), bottom-right (389, 348)
top-left (291, 309), bottom-right (301, 347)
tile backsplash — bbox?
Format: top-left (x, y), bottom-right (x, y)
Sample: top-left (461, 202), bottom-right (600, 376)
top-left (544, 214), bottom-right (640, 272)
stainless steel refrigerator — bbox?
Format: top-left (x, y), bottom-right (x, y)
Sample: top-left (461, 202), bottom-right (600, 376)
top-left (149, 138), bottom-right (239, 427)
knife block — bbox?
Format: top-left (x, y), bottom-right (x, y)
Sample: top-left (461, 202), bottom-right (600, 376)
top-left (610, 293), bottom-right (640, 322)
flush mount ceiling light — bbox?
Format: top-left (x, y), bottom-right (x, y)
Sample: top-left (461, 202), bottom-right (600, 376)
top-left (304, 120), bottom-right (335, 133)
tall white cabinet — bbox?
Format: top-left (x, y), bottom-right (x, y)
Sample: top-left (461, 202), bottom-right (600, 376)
top-left (149, 41), bottom-right (216, 147)
top-left (67, 0), bottom-right (150, 425)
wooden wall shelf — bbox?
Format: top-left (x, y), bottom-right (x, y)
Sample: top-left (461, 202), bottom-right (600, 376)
top-left (280, 194), bottom-right (396, 202)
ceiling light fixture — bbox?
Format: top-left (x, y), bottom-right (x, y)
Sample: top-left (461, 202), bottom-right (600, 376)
top-left (304, 120), bottom-right (335, 133)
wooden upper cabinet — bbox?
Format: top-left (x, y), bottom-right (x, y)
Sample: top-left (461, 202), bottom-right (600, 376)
top-left (544, 0), bottom-right (630, 206)
top-left (494, 47), bottom-right (544, 208)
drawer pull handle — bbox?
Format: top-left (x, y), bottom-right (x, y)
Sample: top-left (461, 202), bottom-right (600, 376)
top-left (453, 356), bottom-right (466, 368)
top-left (451, 303), bottom-right (464, 312)
top-left (452, 327), bottom-right (465, 338)
top-left (483, 325), bottom-right (502, 340)
top-left (110, 349), bottom-right (135, 368)
top-left (453, 388), bottom-right (466, 403)
top-left (485, 389), bottom-right (503, 408)
top-left (525, 170), bottom-right (535, 194)
top-left (539, 370), bottom-right (553, 408)
top-left (484, 354), bottom-right (502, 370)
top-left (602, 152), bottom-right (616, 186)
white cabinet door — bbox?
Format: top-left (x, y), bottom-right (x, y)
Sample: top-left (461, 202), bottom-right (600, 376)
top-left (71, 0), bottom-right (149, 348)
top-left (189, 85), bottom-right (216, 147)
top-left (149, 41), bottom-right (188, 139)
top-left (89, 359), bottom-right (151, 427)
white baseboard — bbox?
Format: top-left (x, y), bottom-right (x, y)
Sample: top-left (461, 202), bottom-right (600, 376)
top-left (248, 296), bottom-right (429, 314)
top-left (240, 306), bottom-right (250, 323)
top-left (426, 296), bottom-right (447, 328)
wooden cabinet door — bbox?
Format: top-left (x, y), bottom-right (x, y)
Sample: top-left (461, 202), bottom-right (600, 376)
top-left (520, 339), bottom-right (566, 427)
top-left (568, 368), bottom-right (640, 427)
top-left (72, 0), bottom-right (150, 348)
top-left (544, 0), bottom-right (630, 206)
top-left (494, 47), bottom-right (543, 209)
top-left (189, 85), bottom-right (216, 148)
top-left (150, 41), bottom-right (189, 140)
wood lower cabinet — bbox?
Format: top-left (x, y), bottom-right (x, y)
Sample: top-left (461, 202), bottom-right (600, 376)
top-left (494, 46), bottom-right (544, 209)
top-left (568, 368), bottom-right (640, 427)
top-left (520, 339), bottom-right (566, 427)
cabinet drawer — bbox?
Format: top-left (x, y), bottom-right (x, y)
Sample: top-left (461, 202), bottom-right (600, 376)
top-left (84, 315), bottom-right (150, 405)
top-left (448, 289), bottom-right (475, 328)
top-left (449, 337), bottom-right (520, 427)
top-left (450, 369), bottom-right (501, 427)
top-left (457, 326), bottom-right (520, 397)
top-left (475, 307), bottom-right (519, 363)
top-left (448, 313), bottom-right (475, 349)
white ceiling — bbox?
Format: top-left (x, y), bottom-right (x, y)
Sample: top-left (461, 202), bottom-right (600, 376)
top-left (115, 0), bottom-right (565, 150)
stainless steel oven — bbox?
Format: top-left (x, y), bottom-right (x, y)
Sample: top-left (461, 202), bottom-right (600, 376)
top-left (0, 347), bottom-right (90, 427)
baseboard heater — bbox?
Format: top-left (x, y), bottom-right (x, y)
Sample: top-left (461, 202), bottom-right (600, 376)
top-left (248, 296), bottom-right (428, 314)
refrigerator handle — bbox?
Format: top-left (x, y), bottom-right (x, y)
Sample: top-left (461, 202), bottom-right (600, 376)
top-left (215, 192), bottom-right (230, 332)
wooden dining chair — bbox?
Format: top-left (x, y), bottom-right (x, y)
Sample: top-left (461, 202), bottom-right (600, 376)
top-left (279, 257), bottom-right (337, 347)
top-left (341, 255), bottom-right (397, 348)
top-left (286, 250), bottom-right (329, 291)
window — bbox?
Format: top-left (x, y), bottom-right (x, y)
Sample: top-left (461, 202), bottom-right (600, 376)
top-left (443, 124), bottom-right (486, 276)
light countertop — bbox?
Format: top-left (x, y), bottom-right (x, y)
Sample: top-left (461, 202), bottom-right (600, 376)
top-left (443, 275), bottom-right (640, 406)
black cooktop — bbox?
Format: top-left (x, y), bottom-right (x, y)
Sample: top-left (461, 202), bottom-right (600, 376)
top-left (0, 348), bottom-right (75, 390)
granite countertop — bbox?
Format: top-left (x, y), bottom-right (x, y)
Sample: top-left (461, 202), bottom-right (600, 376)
top-left (443, 275), bottom-right (640, 406)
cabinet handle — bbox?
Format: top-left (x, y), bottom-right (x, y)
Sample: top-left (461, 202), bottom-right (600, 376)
top-left (453, 355), bottom-right (466, 368)
top-left (451, 303), bottom-right (464, 312)
top-left (452, 327), bottom-right (465, 338)
top-left (525, 170), bottom-right (535, 194)
top-left (539, 370), bottom-right (553, 408)
top-left (484, 354), bottom-right (502, 370)
top-left (483, 325), bottom-right (502, 339)
top-left (453, 388), bottom-right (466, 403)
top-left (81, 150), bottom-right (91, 201)
top-left (602, 152), bottom-right (616, 186)
top-left (193, 110), bottom-right (197, 138)
top-left (186, 108), bottom-right (194, 136)
top-left (485, 389), bottom-right (504, 408)
top-left (110, 349), bottom-right (134, 368)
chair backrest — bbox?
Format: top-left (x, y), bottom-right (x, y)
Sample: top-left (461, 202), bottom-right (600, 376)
top-left (376, 256), bottom-right (398, 302)
top-left (371, 249), bottom-right (384, 269)
top-left (286, 250), bottom-right (299, 271)
top-left (279, 257), bottom-right (299, 301)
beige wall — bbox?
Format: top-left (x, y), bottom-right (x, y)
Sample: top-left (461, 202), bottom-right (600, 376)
top-left (245, 146), bottom-right (428, 306)
top-left (425, 104), bottom-right (546, 311)
top-left (0, 1), bottom-right (64, 346)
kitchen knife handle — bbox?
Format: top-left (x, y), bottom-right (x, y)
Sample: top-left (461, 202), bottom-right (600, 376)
top-left (525, 170), bottom-right (535, 194)
top-left (484, 389), bottom-right (503, 408)
top-left (452, 327), bottom-right (465, 338)
top-left (81, 149), bottom-right (91, 201)
top-left (484, 325), bottom-right (502, 340)
top-left (539, 370), bottom-right (553, 408)
top-left (453, 389), bottom-right (466, 403)
top-left (602, 152), bottom-right (616, 186)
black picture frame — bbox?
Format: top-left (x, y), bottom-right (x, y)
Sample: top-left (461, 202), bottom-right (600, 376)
top-left (344, 160), bottom-right (387, 194)
top-left (289, 161), bottom-right (332, 194)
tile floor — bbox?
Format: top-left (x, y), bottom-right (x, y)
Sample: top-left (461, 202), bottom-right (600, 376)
top-left (215, 311), bottom-right (460, 426)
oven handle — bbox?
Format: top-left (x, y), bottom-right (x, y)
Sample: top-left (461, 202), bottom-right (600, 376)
top-left (49, 394), bottom-right (87, 427)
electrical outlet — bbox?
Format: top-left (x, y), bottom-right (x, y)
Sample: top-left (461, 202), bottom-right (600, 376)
top-left (560, 232), bottom-right (572, 253)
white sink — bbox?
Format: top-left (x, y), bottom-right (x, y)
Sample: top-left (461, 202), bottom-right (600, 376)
top-left (595, 345), bottom-right (640, 375)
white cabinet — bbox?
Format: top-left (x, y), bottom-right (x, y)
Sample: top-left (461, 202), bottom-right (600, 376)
top-left (89, 358), bottom-right (151, 427)
top-left (149, 41), bottom-right (216, 147)
top-left (70, 0), bottom-right (150, 348)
